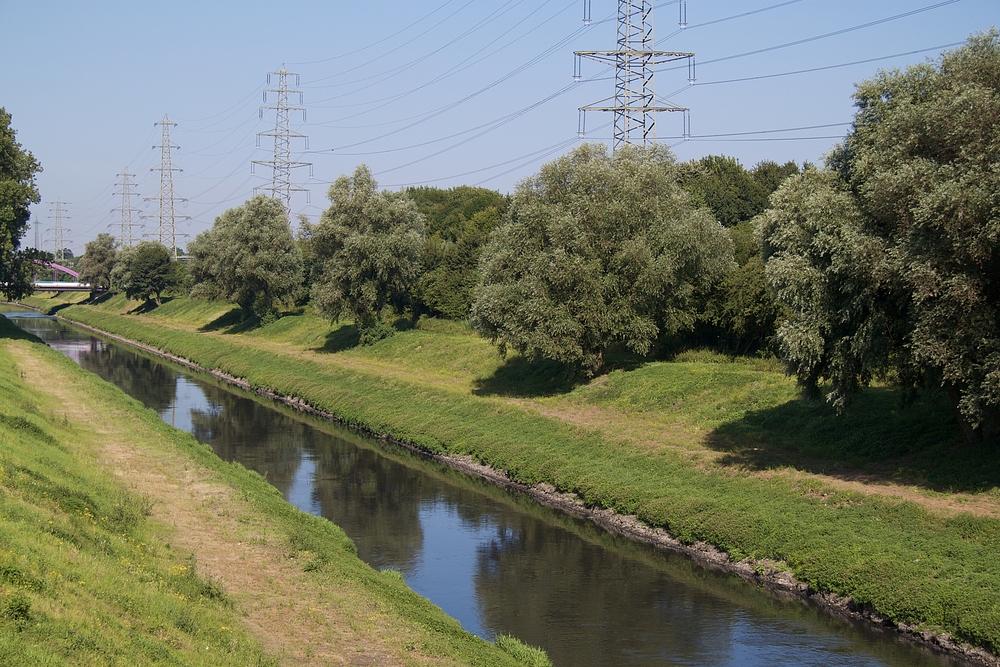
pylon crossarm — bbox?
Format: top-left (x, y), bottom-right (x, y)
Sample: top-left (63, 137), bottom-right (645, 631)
top-left (575, 50), bottom-right (693, 64)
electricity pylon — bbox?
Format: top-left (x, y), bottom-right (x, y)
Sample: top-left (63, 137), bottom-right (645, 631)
top-left (47, 200), bottom-right (70, 262)
top-left (253, 66), bottom-right (312, 213)
top-left (112, 169), bottom-right (142, 248)
top-left (574, 0), bottom-right (695, 150)
top-left (144, 115), bottom-right (189, 259)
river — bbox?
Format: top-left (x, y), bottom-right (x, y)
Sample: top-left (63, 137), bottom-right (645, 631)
top-left (4, 312), bottom-right (970, 667)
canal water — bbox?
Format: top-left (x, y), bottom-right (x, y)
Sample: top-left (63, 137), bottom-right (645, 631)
top-left (5, 312), bottom-right (970, 667)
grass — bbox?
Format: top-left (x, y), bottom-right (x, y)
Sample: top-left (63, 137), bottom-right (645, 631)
top-left (0, 312), bottom-right (547, 666)
top-left (17, 293), bottom-right (1000, 657)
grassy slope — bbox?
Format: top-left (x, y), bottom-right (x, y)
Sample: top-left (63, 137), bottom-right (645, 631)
top-left (22, 293), bottom-right (1000, 656)
top-left (0, 313), bottom-right (547, 667)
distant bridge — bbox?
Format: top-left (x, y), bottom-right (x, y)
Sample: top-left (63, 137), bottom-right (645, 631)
top-left (31, 261), bottom-right (97, 292)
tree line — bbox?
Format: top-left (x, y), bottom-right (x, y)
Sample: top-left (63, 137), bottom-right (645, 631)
top-left (8, 32), bottom-right (997, 443)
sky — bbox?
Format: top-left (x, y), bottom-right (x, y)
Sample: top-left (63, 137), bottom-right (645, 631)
top-left (1, 0), bottom-right (994, 254)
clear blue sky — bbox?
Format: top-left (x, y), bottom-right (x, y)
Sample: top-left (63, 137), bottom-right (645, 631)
top-left (1, 0), bottom-right (993, 253)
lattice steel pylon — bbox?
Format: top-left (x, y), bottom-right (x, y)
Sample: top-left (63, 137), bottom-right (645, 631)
top-left (47, 200), bottom-right (70, 262)
top-left (574, 0), bottom-right (695, 150)
top-left (253, 66), bottom-right (312, 213)
top-left (144, 115), bottom-right (189, 259)
top-left (112, 169), bottom-right (142, 248)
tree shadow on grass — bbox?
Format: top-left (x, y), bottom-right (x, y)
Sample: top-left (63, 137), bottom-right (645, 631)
top-left (313, 323), bottom-right (361, 354)
top-left (705, 386), bottom-right (1000, 493)
top-left (473, 351), bottom-right (647, 398)
top-left (199, 308), bottom-right (247, 332)
top-left (87, 292), bottom-right (115, 306)
top-left (127, 297), bottom-right (174, 315)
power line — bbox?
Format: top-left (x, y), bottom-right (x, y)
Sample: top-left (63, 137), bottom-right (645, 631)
top-left (289, 0), bottom-right (464, 67)
top-left (691, 0), bottom-right (963, 69)
top-left (694, 41), bottom-right (965, 86)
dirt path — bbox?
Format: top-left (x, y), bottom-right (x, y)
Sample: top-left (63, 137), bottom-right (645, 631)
top-left (13, 340), bottom-right (454, 667)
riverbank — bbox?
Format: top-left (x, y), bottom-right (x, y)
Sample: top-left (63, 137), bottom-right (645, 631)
top-left (21, 293), bottom-right (1000, 664)
top-left (0, 313), bottom-right (549, 666)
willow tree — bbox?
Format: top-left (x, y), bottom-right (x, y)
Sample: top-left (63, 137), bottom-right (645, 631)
top-left (310, 165), bottom-right (423, 342)
top-left (760, 32), bottom-right (1000, 442)
top-left (470, 143), bottom-right (734, 372)
top-left (78, 233), bottom-right (117, 291)
top-left (189, 195), bottom-right (302, 321)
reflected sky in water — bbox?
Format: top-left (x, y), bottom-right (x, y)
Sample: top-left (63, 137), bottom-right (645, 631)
top-left (8, 313), bottom-right (971, 667)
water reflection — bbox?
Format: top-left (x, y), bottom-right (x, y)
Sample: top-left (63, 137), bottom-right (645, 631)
top-left (10, 314), bottom-right (970, 667)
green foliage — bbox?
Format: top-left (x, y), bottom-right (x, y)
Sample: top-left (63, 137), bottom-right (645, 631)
top-left (757, 166), bottom-right (887, 402)
top-left (78, 233), bottom-right (117, 290)
top-left (700, 222), bottom-right (785, 355)
top-left (188, 195), bottom-right (303, 320)
top-left (110, 241), bottom-right (182, 306)
top-left (0, 107), bottom-right (42, 301)
top-left (679, 155), bottom-right (798, 227)
top-left (406, 186), bottom-right (507, 319)
top-left (764, 32), bottom-right (1000, 441)
top-left (471, 143), bottom-right (734, 372)
top-left (310, 165), bottom-right (424, 337)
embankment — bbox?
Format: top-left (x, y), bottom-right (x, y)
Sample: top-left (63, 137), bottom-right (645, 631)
top-left (0, 312), bottom-right (548, 667)
top-left (22, 293), bottom-right (1000, 665)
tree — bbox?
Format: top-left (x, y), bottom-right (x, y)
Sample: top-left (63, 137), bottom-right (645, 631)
top-left (78, 233), bottom-right (117, 291)
top-left (679, 155), bottom-right (798, 227)
top-left (470, 143), bottom-right (734, 372)
top-left (0, 107), bottom-right (42, 301)
top-left (110, 241), bottom-right (180, 306)
top-left (758, 168), bottom-right (890, 399)
top-left (701, 221), bottom-right (786, 355)
top-left (189, 195), bottom-right (302, 321)
top-left (760, 32), bottom-right (1000, 442)
top-left (310, 165), bottom-right (424, 341)
top-left (406, 185), bottom-right (507, 319)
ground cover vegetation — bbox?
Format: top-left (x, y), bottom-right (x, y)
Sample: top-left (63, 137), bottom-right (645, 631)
top-left (24, 292), bottom-right (1000, 657)
top-left (0, 312), bottom-right (551, 666)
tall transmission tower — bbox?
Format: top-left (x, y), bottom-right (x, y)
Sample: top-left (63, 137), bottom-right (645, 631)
top-left (574, 0), bottom-right (695, 150)
top-left (112, 169), bottom-right (142, 248)
top-left (253, 66), bottom-right (312, 213)
top-left (144, 115), bottom-right (189, 259)
top-left (47, 200), bottom-right (70, 262)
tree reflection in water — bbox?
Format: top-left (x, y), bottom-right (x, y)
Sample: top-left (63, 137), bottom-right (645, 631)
top-left (188, 383), bottom-right (425, 572)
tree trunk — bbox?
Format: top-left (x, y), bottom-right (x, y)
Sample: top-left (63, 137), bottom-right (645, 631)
top-left (945, 383), bottom-right (995, 445)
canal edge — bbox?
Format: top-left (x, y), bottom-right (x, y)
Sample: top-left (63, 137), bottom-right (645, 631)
top-left (48, 312), bottom-right (1000, 667)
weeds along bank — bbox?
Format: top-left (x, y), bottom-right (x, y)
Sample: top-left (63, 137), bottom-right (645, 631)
top-left (0, 314), bottom-right (549, 666)
top-left (20, 293), bottom-right (1000, 663)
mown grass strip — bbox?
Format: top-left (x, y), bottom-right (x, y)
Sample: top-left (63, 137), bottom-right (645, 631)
top-left (35, 300), bottom-right (1000, 656)
top-left (0, 314), bottom-right (548, 666)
